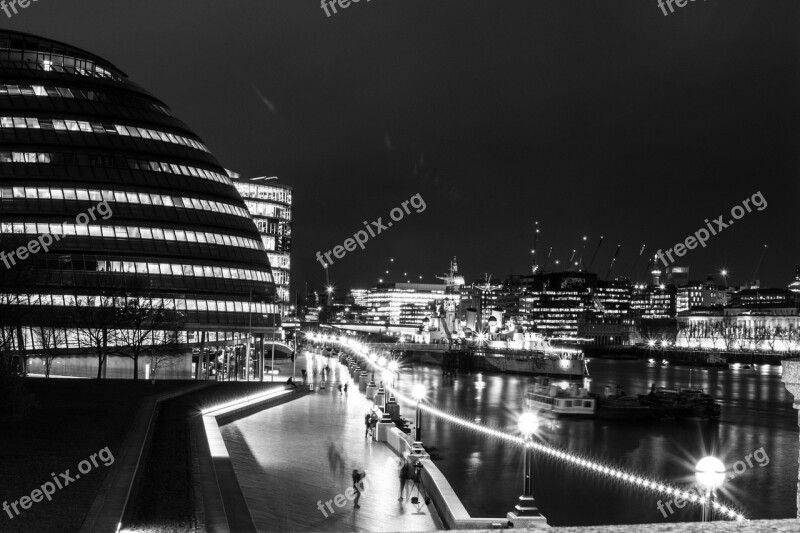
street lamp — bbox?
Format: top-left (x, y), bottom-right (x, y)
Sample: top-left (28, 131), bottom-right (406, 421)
top-left (696, 456), bottom-right (726, 522)
top-left (411, 384), bottom-right (426, 442)
top-left (720, 269), bottom-right (728, 289)
top-left (508, 412), bottom-right (543, 526)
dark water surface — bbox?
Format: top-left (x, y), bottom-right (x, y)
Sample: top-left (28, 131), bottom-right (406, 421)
top-left (391, 358), bottom-right (797, 526)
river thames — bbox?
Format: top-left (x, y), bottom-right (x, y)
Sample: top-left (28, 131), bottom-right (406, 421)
top-left (390, 357), bottom-right (796, 526)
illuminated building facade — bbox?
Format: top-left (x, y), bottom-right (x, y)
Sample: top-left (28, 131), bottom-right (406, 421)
top-left (789, 267), bottom-right (800, 294)
top-left (230, 175), bottom-right (292, 315)
top-left (514, 272), bottom-right (594, 338)
top-left (0, 31), bottom-right (278, 377)
top-left (359, 282), bottom-right (458, 326)
top-left (676, 279), bottom-right (729, 313)
top-left (631, 284), bottom-right (677, 319)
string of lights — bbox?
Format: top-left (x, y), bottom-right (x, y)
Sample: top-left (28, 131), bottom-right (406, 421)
top-left (305, 333), bottom-right (747, 521)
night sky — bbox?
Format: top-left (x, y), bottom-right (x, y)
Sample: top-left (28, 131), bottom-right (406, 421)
top-left (6, 1), bottom-right (799, 298)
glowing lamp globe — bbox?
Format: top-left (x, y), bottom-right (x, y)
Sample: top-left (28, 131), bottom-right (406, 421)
top-left (695, 456), bottom-right (726, 491)
top-left (377, 356), bottom-right (387, 367)
top-left (411, 384), bottom-right (427, 401)
top-left (388, 360), bottom-right (399, 372)
top-left (518, 412), bottom-right (539, 436)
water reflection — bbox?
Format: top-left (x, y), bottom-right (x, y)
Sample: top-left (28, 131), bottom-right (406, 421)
top-left (394, 359), bottom-right (796, 526)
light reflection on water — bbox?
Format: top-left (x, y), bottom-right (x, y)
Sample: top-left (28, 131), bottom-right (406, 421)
top-left (394, 359), bottom-right (797, 526)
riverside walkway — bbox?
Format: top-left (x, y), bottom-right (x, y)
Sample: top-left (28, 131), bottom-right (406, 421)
top-left (219, 353), bottom-right (442, 533)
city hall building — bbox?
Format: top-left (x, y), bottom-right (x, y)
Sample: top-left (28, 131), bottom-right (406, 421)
top-left (0, 31), bottom-right (280, 378)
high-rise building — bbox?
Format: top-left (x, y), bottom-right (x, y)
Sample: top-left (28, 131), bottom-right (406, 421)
top-left (0, 31), bottom-right (278, 377)
top-left (230, 175), bottom-right (292, 316)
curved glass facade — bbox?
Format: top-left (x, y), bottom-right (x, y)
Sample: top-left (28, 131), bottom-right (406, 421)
top-left (0, 31), bottom-right (278, 375)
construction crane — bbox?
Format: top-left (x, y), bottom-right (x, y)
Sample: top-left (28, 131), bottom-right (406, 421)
top-left (625, 244), bottom-right (647, 280)
top-left (586, 236), bottom-right (605, 273)
top-left (606, 244), bottom-right (622, 279)
top-left (542, 246), bottom-right (553, 272)
top-left (751, 244), bottom-right (768, 286)
top-left (641, 256), bottom-right (653, 284)
top-left (577, 236), bottom-right (588, 271)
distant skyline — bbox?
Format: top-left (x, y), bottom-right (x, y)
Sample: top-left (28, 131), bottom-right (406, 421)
top-left (7, 1), bottom-right (798, 297)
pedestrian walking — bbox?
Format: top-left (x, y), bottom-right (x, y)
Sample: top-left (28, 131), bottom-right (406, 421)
top-left (352, 469), bottom-right (366, 508)
top-left (398, 452), bottom-right (412, 501)
top-left (344, 382), bottom-right (349, 395)
top-left (369, 409), bottom-right (379, 440)
top-left (364, 412), bottom-right (372, 439)
top-left (338, 383), bottom-right (343, 394)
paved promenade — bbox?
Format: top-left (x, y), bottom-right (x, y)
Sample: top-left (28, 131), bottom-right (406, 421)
top-left (219, 354), bottom-right (442, 533)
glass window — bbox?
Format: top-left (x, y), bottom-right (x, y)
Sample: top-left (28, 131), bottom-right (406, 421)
top-left (140, 228), bottom-right (153, 239)
top-left (76, 190), bottom-right (90, 201)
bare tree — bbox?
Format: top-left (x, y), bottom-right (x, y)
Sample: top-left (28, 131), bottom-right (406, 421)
top-left (0, 235), bottom-right (36, 375)
top-left (116, 294), bottom-right (183, 380)
top-left (148, 311), bottom-right (187, 383)
top-left (32, 326), bottom-right (65, 378)
top-left (71, 292), bottom-right (120, 379)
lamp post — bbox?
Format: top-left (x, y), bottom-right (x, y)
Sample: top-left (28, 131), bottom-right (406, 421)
top-left (381, 370), bottom-right (393, 409)
top-left (695, 456), bottom-right (726, 522)
top-left (507, 412), bottom-right (546, 527)
top-left (411, 384), bottom-right (426, 442)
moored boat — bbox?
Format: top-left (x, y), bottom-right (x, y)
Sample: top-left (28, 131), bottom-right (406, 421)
top-left (524, 378), bottom-right (597, 418)
top-left (638, 387), bottom-right (721, 420)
